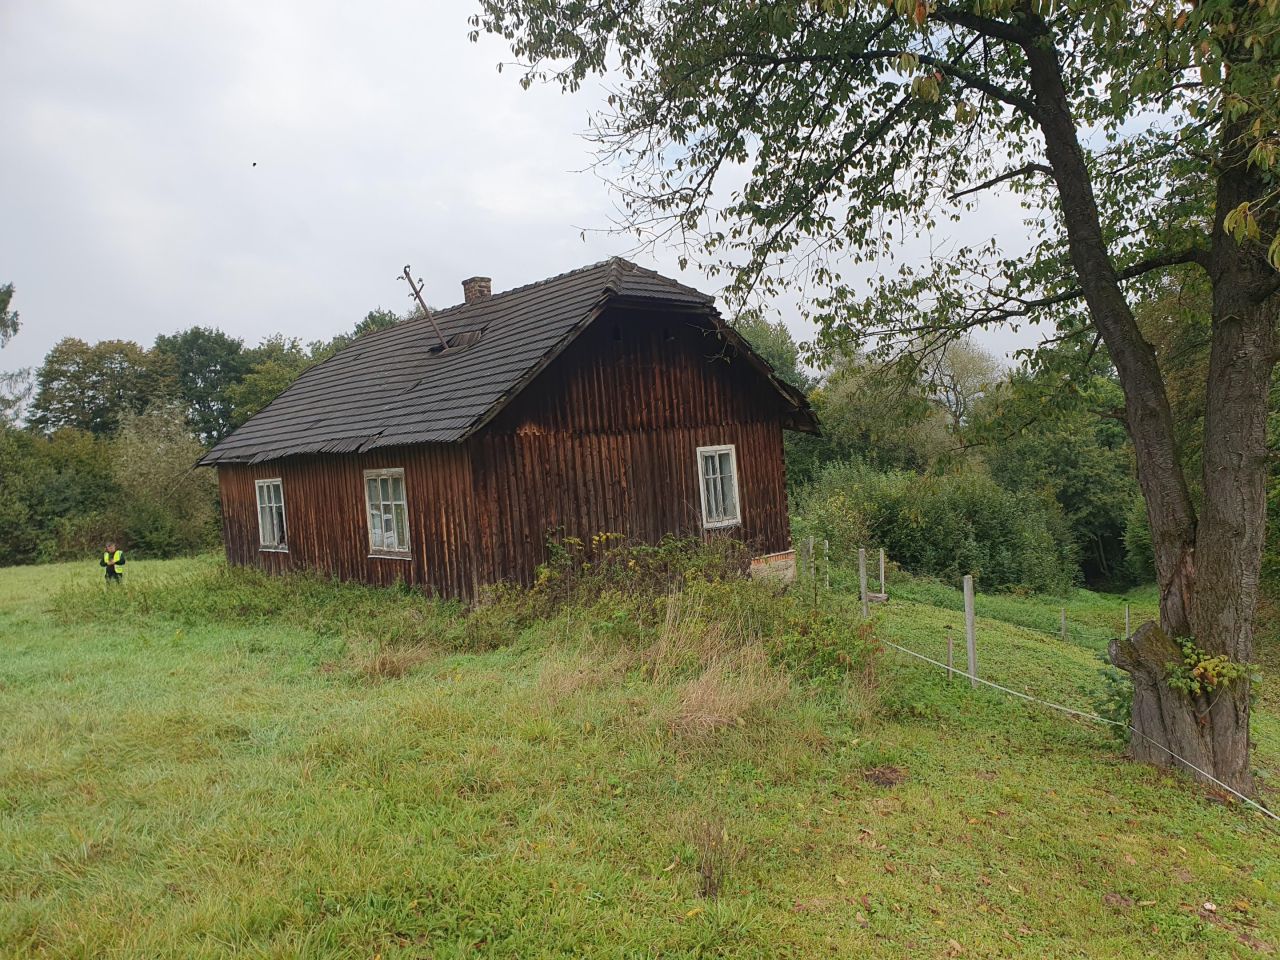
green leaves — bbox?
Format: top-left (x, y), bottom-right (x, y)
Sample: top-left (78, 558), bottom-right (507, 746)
top-left (1223, 201), bottom-right (1261, 243)
top-left (476, 0), bottom-right (1279, 360)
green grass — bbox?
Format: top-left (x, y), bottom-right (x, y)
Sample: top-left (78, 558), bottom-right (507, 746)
top-left (1, 557), bottom-right (1277, 958)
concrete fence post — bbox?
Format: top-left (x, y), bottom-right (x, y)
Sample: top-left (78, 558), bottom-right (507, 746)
top-left (963, 574), bottom-right (977, 688)
top-left (858, 548), bottom-right (869, 620)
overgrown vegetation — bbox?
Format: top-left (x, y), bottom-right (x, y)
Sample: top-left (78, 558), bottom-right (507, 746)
top-left (0, 406), bottom-right (218, 563)
top-left (793, 460), bottom-right (1076, 593)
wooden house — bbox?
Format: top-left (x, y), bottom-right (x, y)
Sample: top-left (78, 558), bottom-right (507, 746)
top-left (200, 258), bottom-right (817, 599)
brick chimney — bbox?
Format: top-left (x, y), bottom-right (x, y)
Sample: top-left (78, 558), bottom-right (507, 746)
top-left (462, 276), bottom-right (492, 304)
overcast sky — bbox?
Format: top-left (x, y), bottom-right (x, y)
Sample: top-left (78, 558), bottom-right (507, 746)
top-left (0, 0), bottom-right (1035, 375)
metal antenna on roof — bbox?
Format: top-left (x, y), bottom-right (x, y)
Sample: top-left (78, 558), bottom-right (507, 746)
top-left (400, 264), bottom-right (449, 352)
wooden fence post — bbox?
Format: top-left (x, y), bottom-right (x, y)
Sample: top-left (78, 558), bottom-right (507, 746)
top-left (963, 574), bottom-right (977, 688)
top-left (858, 548), bottom-right (869, 620)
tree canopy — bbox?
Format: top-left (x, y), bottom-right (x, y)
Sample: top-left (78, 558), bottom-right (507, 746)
top-left (28, 339), bottom-right (174, 437)
top-left (153, 327), bottom-right (251, 445)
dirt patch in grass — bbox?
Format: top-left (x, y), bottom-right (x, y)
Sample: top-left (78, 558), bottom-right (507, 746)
top-left (863, 765), bottom-right (908, 787)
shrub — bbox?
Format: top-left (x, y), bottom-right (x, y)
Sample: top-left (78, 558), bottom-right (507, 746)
top-left (110, 406), bottom-right (219, 556)
top-left (793, 461), bottom-right (1076, 593)
top-left (533, 533), bottom-right (748, 608)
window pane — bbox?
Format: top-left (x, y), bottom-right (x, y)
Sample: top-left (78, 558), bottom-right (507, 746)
top-left (702, 453), bottom-right (718, 479)
top-left (259, 505), bottom-right (272, 543)
top-left (393, 503), bottom-right (408, 547)
top-left (366, 478), bottom-right (379, 507)
top-left (704, 475), bottom-right (720, 521)
top-left (719, 453), bottom-right (737, 519)
top-left (274, 505), bottom-right (286, 544)
top-left (368, 508), bottom-right (383, 549)
top-left (720, 474), bottom-right (737, 519)
top-left (391, 476), bottom-right (404, 504)
top-left (380, 477), bottom-right (391, 503)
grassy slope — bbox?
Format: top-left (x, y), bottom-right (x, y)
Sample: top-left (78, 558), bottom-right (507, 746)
top-left (1, 558), bottom-right (1277, 959)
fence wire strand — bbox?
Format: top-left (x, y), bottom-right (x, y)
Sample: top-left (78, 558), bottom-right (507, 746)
top-left (877, 636), bottom-right (1280, 828)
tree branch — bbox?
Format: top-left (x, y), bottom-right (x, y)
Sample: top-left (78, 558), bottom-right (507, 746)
top-left (929, 9), bottom-right (1035, 44)
top-left (739, 48), bottom-right (1039, 118)
top-left (949, 162), bottom-right (1052, 200)
top-left (965, 246), bottom-right (1211, 325)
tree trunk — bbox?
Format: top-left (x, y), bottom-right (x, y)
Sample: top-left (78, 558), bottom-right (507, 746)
top-left (1022, 18), bottom-right (1275, 793)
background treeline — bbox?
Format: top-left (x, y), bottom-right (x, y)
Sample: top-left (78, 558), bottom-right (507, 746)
top-left (0, 289), bottom-right (415, 563)
top-left (3, 279), bottom-right (1273, 599)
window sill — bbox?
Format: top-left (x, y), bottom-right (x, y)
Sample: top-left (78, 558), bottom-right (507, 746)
top-left (703, 519), bottom-right (742, 530)
top-left (368, 551), bottom-right (412, 561)
top-left (259, 546), bottom-right (289, 554)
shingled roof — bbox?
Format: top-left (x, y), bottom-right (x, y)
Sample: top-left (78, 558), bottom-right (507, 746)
top-left (201, 257), bottom-right (814, 465)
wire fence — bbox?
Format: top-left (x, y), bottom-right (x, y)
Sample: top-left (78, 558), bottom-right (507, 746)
top-left (878, 636), bottom-right (1279, 828)
top-left (796, 538), bottom-right (1146, 649)
top-left (792, 537), bottom-right (1279, 830)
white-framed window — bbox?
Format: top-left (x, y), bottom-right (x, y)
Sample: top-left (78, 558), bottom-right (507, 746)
top-left (697, 444), bottom-right (741, 528)
top-left (255, 479), bottom-right (287, 550)
top-left (364, 468), bottom-right (411, 556)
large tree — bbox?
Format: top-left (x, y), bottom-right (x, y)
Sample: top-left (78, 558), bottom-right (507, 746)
top-left (227, 336), bottom-right (315, 427)
top-left (153, 327), bottom-right (251, 445)
top-left (476, 0), bottom-right (1280, 791)
top-left (28, 338), bottom-right (175, 437)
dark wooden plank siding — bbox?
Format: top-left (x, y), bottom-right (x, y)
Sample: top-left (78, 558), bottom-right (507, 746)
top-left (217, 444), bottom-right (478, 597)
top-left (469, 306), bottom-right (792, 587)
top-left (216, 303), bottom-right (794, 598)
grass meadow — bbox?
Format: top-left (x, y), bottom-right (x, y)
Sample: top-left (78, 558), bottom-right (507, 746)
top-left (1, 554), bottom-right (1277, 958)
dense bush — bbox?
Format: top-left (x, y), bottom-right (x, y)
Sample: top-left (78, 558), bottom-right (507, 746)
top-left (793, 461), bottom-right (1076, 593)
top-left (0, 408), bottom-right (218, 564)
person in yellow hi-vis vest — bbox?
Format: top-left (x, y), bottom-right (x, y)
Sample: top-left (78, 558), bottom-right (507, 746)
top-left (100, 542), bottom-right (125, 584)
